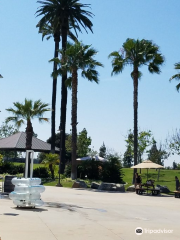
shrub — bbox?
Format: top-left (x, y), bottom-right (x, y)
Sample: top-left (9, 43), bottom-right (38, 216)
top-left (101, 157), bottom-right (124, 183)
top-left (64, 158), bottom-right (124, 183)
top-left (76, 160), bottom-right (101, 179)
top-left (33, 167), bottom-right (50, 178)
top-left (14, 164), bottom-right (25, 174)
top-left (0, 161), bottom-right (24, 175)
top-left (64, 164), bottom-right (71, 178)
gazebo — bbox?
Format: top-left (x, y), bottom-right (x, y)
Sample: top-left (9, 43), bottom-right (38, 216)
top-left (0, 132), bottom-right (60, 153)
top-left (0, 132), bottom-right (60, 193)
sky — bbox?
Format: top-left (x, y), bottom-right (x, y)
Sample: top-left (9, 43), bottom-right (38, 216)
top-left (1, 0), bottom-right (180, 167)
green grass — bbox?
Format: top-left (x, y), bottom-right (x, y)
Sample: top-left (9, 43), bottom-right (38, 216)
top-left (2, 163), bottom-right (180, 192)
top-left (42, 178), bottom-right (101, 188)
top-left (42, 178), bottom-right (74, 187)
top-left (122, 168), bottom-right (180, 192)
top-left (14, 162), bottom-right (43, 169)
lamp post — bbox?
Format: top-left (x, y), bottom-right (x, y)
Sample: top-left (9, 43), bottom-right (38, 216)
top-left (56, 125), bottom-right (63, 187)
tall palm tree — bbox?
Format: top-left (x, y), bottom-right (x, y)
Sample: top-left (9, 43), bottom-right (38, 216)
top-left (169, 63), bottom-right (180, 91)
top-left (51, 41), bottom-right (103, 179)
top-left (5, 99), bottom-right (50, 177)
top-left (109, 38), bottom-right (164, 181)
top-left (36, 0), bottom-right (93, 173)
top-left (37, 22), bottom-right (78, 155)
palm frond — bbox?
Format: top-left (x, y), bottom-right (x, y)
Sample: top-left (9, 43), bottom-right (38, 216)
top-left (36, 0), bottom-right (94, 39)
top-left (174, 62), bottom-right (180, 70)
top-left (169, 74), bottom-right (180, 81)
top-left (109, 51), bottom-right (125, 76)
top-left (169, 62), bottom-right (180, 92)
top-left (6, 99), bottom-right (50, 129)
top-left (176, 83), bottom-right (180, 92)
top-left (109, 38), bottom-right (164, 78)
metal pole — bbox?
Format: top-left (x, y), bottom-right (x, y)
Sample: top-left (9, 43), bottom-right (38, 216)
top-left (25, 150), bottom-right (34, 178)
top-left (25, 151), bottom-right (29, 179)
top-left (56, 125), bottom-right (63, 187)
top-left (30, 151), bottom-right (34, 179)
top-left (147, 169), bottom-right (148, 180)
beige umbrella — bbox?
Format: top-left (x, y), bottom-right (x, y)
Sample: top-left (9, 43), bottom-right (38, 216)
top-left (131, 160), bottom-right (164, 180)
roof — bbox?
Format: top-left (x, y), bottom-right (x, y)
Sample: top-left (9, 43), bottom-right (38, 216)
top-left (0, 132), bottom-right (60, 153)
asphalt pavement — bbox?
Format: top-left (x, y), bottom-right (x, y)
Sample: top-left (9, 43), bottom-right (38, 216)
top-left (0, 186), bottom-right (179, 240)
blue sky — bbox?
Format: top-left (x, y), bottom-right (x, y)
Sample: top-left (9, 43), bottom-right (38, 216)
top-left (1, 0), bottom-right (180, 166)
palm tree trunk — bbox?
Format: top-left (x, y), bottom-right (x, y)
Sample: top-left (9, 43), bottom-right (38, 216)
top-left (133, 68), bottom-right (138, 183)
top-left (49, 163), bottom-right (54, 179)
top-left (26, 119), bottom-right (33, 178)
top-left (59, 23), bottom-right (68, 174)
top-left (71, 69), bottom-right (78, 180)
top-left (26, 120), bottom-right (33, 150)
top-left (51, 32), bottom-right (60, 153)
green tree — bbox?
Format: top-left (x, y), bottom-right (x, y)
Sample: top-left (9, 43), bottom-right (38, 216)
top-left (101, 156), bottom-right (123, 183)
top-left (172, 161), bottom-right (177, 169)
top-left (123, 145), bottom-right (133, 168)
top-left (169, 63), bottom-right (180, 91)
top-left (77, 128), bottom-right (91, 158)
top-left (99, 142), bottom-right (106, 158)
top-left (105, 147), bottom-right (121, 161)
top-left (36, 0), bottom-right (93, 172)
top-left (148, 140), bottom-right (168, 165)
top-left (0, 122), bottom-right (19, 159)
top-left (0, 154), bottom-right (3, 164)
top-left (5, 99), bottom-right (50, 177)
top-left (38, 132), bottom-right (71, 163)
top-left (125, 129), bottom-right (153, 164)
top-left (41, 128), bottom-right (91, 163)
top-left (37, 152), bottom-right (46, 163)
top-left (109, 39), bottom-right (164, 175)
top-left (166, 129), bottom-right (180, 155)
top-left (52, 41), bottom-right (103, 179)
top-left (0, 122), bottom-right (18, 138)
top-left (66, 129), bottom-right (92, 160)
top-left (42, 153), bottom-right (59, 179)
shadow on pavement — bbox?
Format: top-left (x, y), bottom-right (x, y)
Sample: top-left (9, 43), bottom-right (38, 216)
top-left (137, 194), bottom-right (174, 198)
top-left (73, 188), bottom-right (128, 193)
top-left (12, 207), bottom-right (48, 212)
top-left (3, 213), bottom-right (19, 216)
top-left (45, 202), bottom-right (107, 213)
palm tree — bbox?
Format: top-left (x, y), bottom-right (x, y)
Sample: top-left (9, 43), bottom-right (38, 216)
top-left (36, 0), bottom-right (93, 173)
top-left (51, 41), bottom-right (103, 179)
top-left (42, 153), bottom-right (59, 179)
top-left (6, 99), bottom-right (50, 177)
top-left (169, 63), bottom-right (180, 91)
top-left (109, 38), bottom-right (164, 181)
top-left (37, 22), bottom-right (79, 156)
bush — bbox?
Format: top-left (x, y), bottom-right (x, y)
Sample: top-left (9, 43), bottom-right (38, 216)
top-left (33, 167), bottom-right (50, 178)
top-left (64, 164), bottom-right (71, 178)
top-left (81, 160), bottom-right (100, 179)
top-left (14, 164), bottom-right (25, 174)
top-left (0, 161), bottom-right (24, 175)
top-left (101, 157), bottom-right (123, 183)
top-left (64, 158), bottom-right (124, 183)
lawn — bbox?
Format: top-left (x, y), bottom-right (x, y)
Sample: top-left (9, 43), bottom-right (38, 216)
top-left (3, 163), bottom-right (180, 192)
top-left (14, 162), bottom-right (43, 169)
top-left (122, 168), bottom-right (180, 192)
top-left (42, 168), bottom-right (180, 192)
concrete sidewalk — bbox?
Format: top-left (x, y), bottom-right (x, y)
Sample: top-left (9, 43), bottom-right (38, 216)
top-left (0, 186), bottom-right (179, 240)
